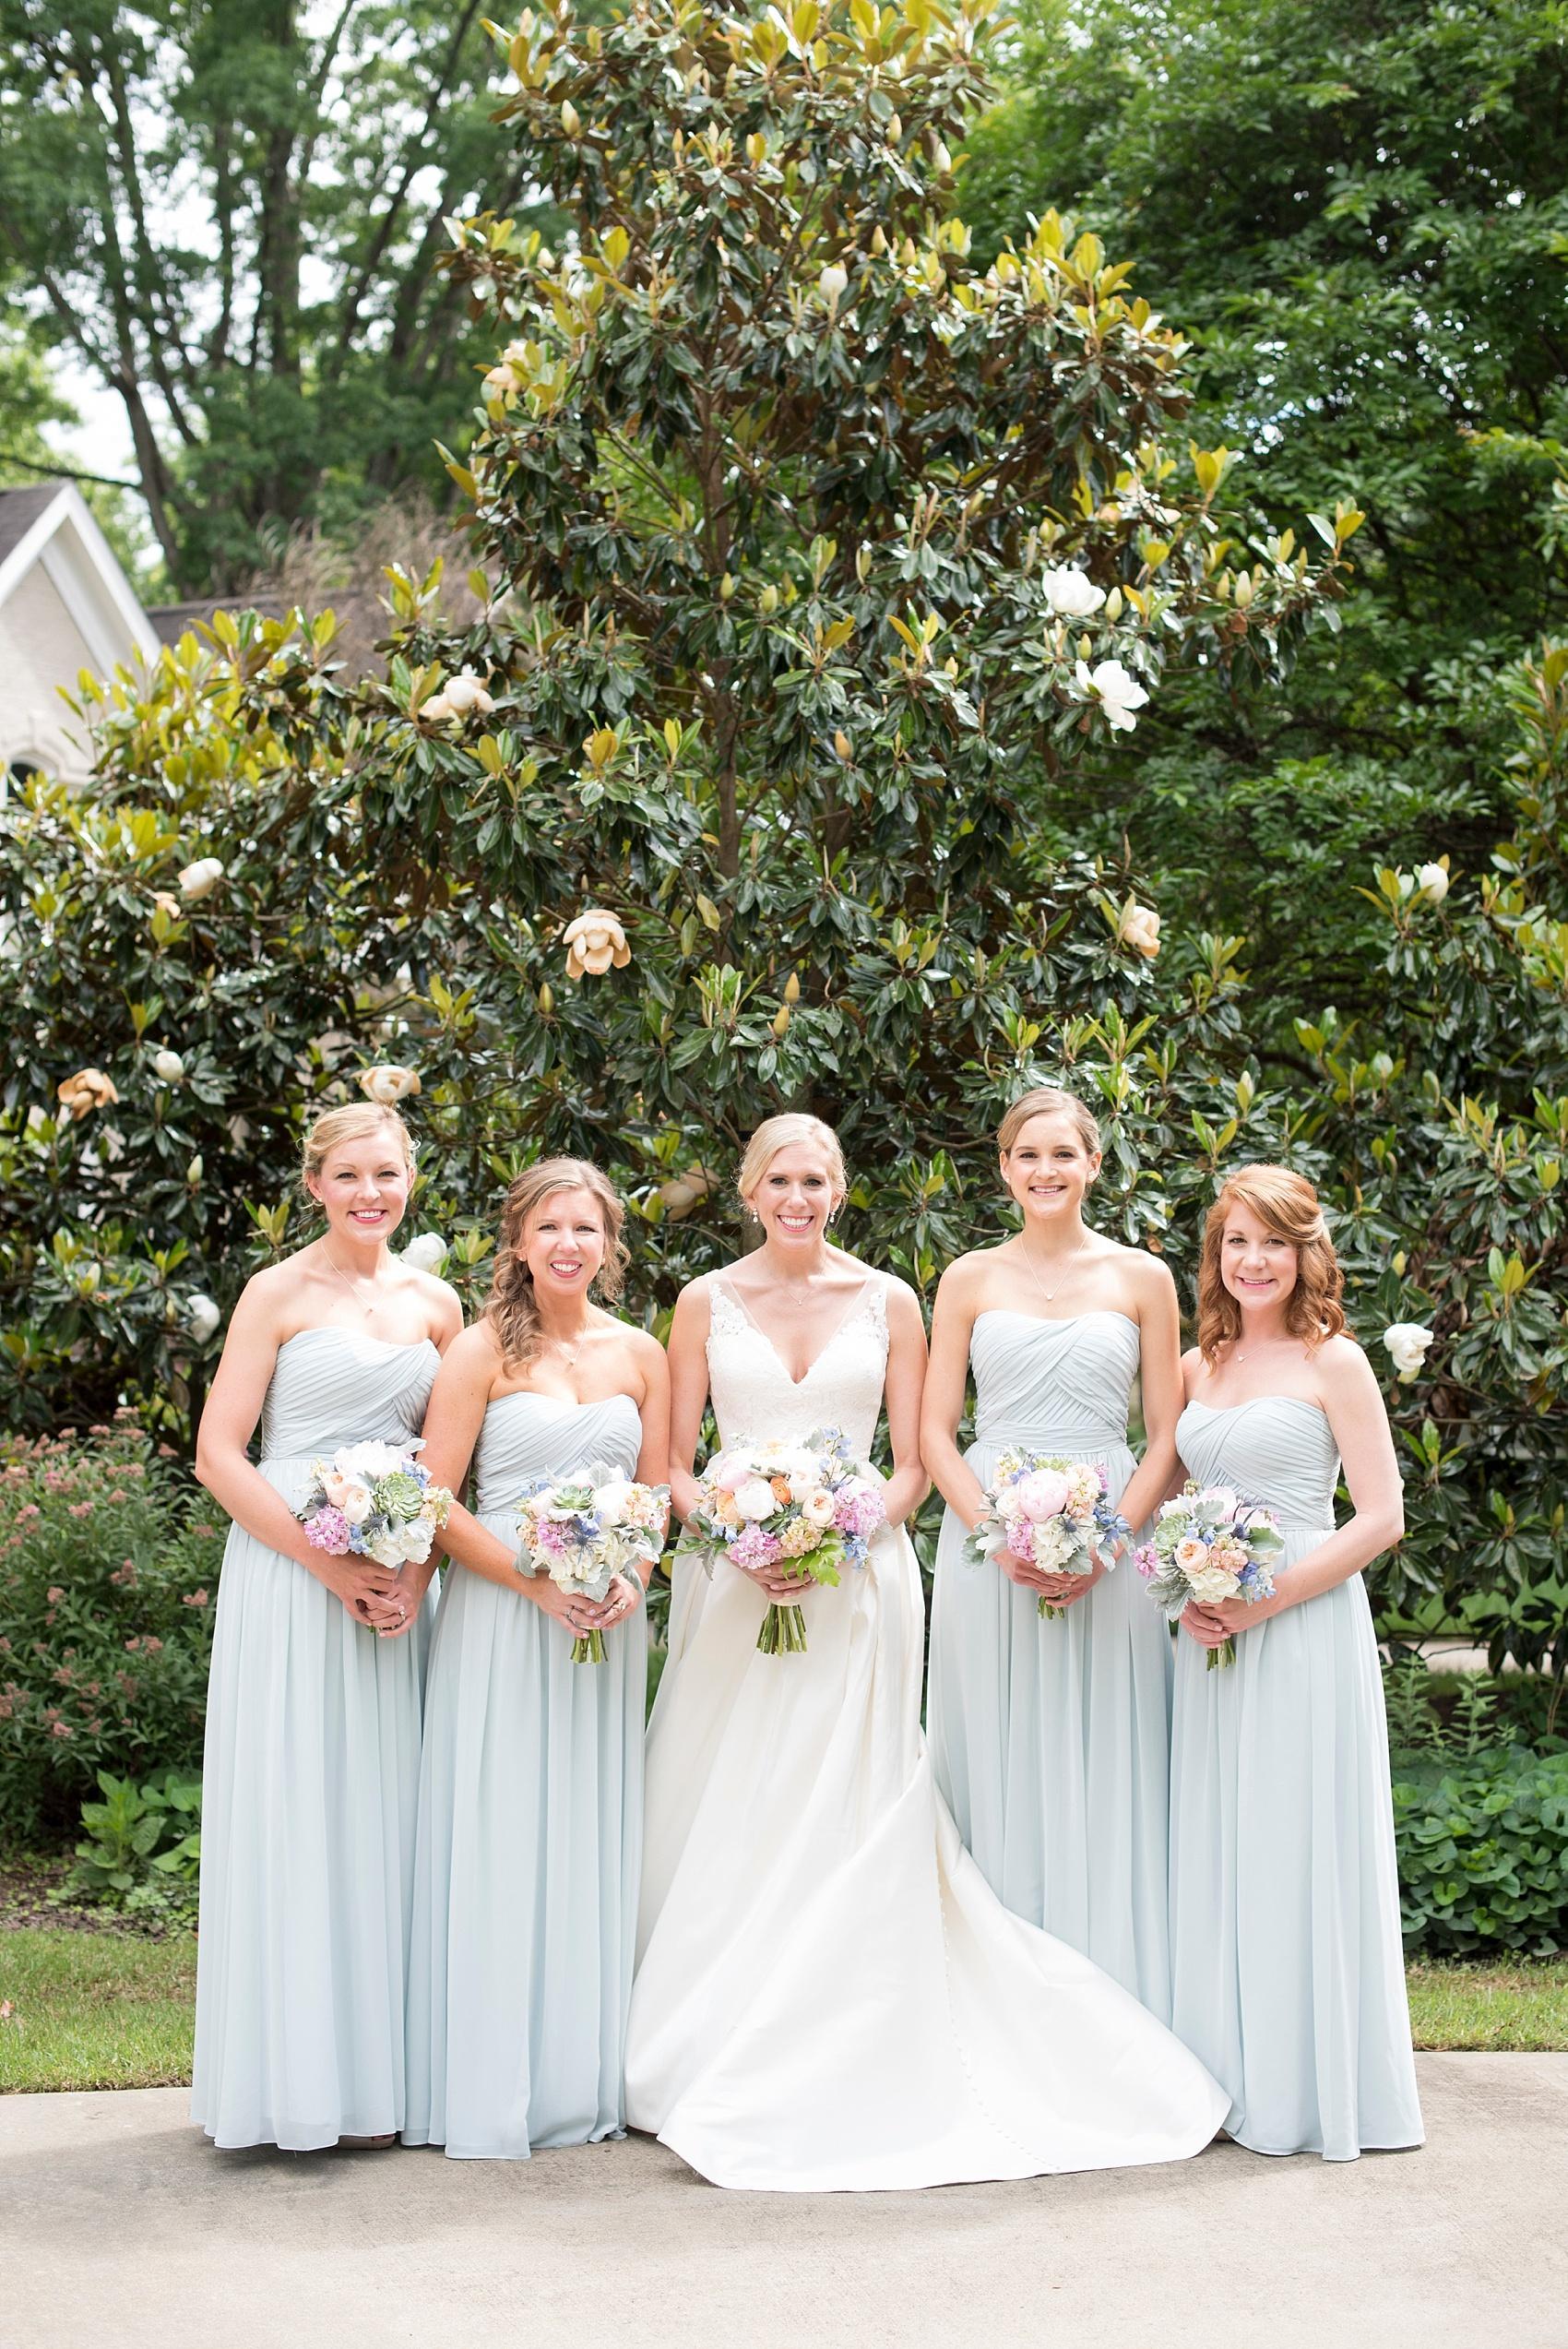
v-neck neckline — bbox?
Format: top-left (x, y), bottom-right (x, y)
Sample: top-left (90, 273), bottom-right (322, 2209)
top-left (716, 1273), bottom-right (879, 1389)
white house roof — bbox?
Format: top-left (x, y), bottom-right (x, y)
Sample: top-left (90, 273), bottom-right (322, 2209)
top-left (0, 480), bottom-right (161, 674)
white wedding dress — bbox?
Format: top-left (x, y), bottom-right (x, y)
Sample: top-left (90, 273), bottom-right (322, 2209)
top-left (624, 1275), bottom-right (1228, 2191)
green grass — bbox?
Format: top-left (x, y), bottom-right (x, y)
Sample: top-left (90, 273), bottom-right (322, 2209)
top-left (2, 1925), bottom-right (1564, 2092)
top-left (1406, 1958), bottom-right (1568, 2052)
top-left (0, 1928), bottom-right (196, 2092)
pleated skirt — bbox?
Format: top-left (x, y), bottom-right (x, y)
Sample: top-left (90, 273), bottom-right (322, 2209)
top-left (191, 1508), bottom-right (433, 2151)
top-left (1168, 1556), bottom-right (1424, 2159)
top-left (403, 1522), bottom-right (646, 2160)
top-left (927, 1437), bottom-right (1174, 2018)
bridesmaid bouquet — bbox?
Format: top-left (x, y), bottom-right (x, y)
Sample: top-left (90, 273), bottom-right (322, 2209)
top-left (964, 1451), bottom-right (1133, 1619)
top-left (676, 1427), bottom-right (885, 1656)
top-left (513, 1467), bottom-right (668, 1662)
top-left (1134, 1484), bottom-right (1286, 1669)
top-left (296, 1439), bottom-right (454, 1568)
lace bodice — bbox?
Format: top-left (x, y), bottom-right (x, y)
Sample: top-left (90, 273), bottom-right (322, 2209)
top-left (706, 1275), bottom-right (889, 1461)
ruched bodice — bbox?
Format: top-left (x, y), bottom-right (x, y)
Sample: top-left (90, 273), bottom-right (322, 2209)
top-left (969, 1310), bottom-right (1138, 1452)
top-left (706, 1277), bottom-right (886, 1460)
top-left (471, 1391), bottom-right (642, 1514)
top-left (258, 1328), bottom-right (438, 1465)
top-left (1176, 1397), bottom-right (1339, 1532)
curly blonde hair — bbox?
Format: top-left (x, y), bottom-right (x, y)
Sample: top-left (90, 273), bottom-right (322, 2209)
top-left (1197, 1164), bottom-right (1346, 1364)
top-left (484, 1158), bottom-right (629, 1372)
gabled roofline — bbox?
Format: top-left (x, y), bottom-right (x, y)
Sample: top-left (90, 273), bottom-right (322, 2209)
top-left (0, 481), bottom-right (161, 672)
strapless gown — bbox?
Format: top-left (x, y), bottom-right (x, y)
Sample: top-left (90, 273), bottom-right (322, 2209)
top-left (624, 1276), bottom-right (1227, 2191)
top-left (928, 1310), bottom-right (1173, 2015)
top-left (404, 1392), bottom-right (647, 2159)
top-left (1170, 1396), bottom-right (1424, 2160)
top-left (192, 1329), bottom-right (439, 2150)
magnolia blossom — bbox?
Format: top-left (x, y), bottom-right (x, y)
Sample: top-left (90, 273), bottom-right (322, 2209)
top-left (1077, 656), bottom-right (1149, 733)
top-left (178, 857), bottom-right (225, 901)
top-left (818, 260), bottom-right (849, 310)
top-left (482, 363), bottom-right (521, 398)
top-left (420, 670), bottom-right (496, 724)
top-left (186, 1294), bottom-right (221, 1343)
top-left (1384, 1322), bottom-right (1434, 1380)
top-left (657, 1163), bottom-right (718, 1221)
top-left (1040, 565), bottom-right (1106, 619)
top-left (56, 1067), bottom-right (119, 1115)
top-left (1416, 862), bottom-right (1450, 903)
top-left (151, 1048), bottom-right (185, 1083)
top-left (401, 1232), bottom-right (448, 1275)
top-left (359, 1063), bottom-right (422, 1105)
top-left (1117, 901), bottom-right (1162, 960)
top-left (564, 907), bottom-right (631, 978)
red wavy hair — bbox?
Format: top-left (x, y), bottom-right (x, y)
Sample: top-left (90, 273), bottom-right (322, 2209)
top-left (1197, 1164), bottom-right (1346, 1364)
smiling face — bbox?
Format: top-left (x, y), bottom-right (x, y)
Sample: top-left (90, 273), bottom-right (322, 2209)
top-left (308, 1124), bottom-right (412, 1247)
top-left (522, 1186), bottom-right (607, 1302)
top-left (1001, 1111), bottom-right (1100, 1225)
top-left (1219, 1199), bottom-right (1301, 1318)
top-left (746, 1142), bottom-right (841, 1252)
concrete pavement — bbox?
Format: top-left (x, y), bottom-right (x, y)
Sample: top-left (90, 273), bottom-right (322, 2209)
top-left (4, 2056), bottom-right (1565, 2349)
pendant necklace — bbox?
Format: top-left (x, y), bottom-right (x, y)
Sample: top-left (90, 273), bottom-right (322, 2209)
top-left (1020, 1230), bottom-right (1090, 1307)
top-left (324, 1247), bottom-right (381, 1319)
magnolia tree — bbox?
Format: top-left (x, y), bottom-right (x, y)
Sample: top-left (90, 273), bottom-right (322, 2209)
top-left (7, 0), bottom-right (1561, 1687)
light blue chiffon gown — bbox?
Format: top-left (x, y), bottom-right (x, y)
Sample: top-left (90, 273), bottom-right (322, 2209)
top-left (403, 1393), bottom-right (647, 2159)
top-left (1170, 1395), bottom-right (1424, 2160)
top-left (192, 1330), bottom-right (439, 2150)
top-left (928, 1309), bottom-right (1172, 2017)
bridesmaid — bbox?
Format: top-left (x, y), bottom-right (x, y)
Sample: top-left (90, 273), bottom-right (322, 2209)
top-left (923, 1085), bottom-right (1182, 2016)
top-left (403, 1159), bottom-right (668, 2161)
top-left (192, 1103), bottom-right (461, 2151)
top-left (1169, 1164), bottom-right (1423, 2160)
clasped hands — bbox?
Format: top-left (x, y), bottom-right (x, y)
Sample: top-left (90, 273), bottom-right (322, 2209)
top-left (997, 1539), bottom-right (1118, 1611)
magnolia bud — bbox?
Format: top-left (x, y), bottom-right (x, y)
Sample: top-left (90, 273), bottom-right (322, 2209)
top-left (783, 971), bottom-right (801, 1004)
top-left (538, 981), bottom-right (555, 1017)
top-left (758, 583), bottom-right (779, 615)
top-left (855, 546), bottom-right (873, 582)
top-left (833, 730), bottom-right (852, 762)
top-left (561, 99), bottom-right (581, 137)
top-left (772, 1004), bottom-right (790, 1039)
top-left (720, 572), bottom-right (736, 600)
top-left (871, 225), bottom-right (888, 256)
top-left (885, 112), bottom-right (901, 143)
top-left (186, 1155), bottom-right (204, 1186)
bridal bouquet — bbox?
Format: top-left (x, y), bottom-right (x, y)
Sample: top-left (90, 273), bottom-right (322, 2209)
top-left (513, 1466), bottom-right (668, 1662)
top-left (677, 1427), bottom-right (885, 1656)
top-left (1134, 1484), bottom-right (1285, 1669)
top-left (964, 1451), bottom-right (1133, 1619)
top-left (296, 1439), bottom-right (453, 1568)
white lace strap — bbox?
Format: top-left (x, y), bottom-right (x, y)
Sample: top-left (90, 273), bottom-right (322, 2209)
top-left (706, 1277), bottom-right (749, 1338)
top-left (861, 1275), bottom-right (889, 1338)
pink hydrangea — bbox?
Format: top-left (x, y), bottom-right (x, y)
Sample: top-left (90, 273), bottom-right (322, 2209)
top-left (531, 1515), bottom-right (572, 1561)
top-left (305, 1505), bottom-right (351, 1554)
top-left (832, 1481), bottom-right (884, 1538)
top-left (730, 1523), bottom-right (784, 1571)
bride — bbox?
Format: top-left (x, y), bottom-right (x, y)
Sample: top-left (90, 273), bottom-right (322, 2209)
top-left (624, 1113), bottom-right (1227, 2191)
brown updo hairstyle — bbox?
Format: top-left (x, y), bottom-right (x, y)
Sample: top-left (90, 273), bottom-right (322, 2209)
top-left (996, 1085), bottom-right (1102, 1161)
top-left (1197, 1164), bottom-right (1346, 1364)
top-left (300, 1103), bottom-right (415, 1200)
top-left (484, 1156), bottom-right (629, 1371)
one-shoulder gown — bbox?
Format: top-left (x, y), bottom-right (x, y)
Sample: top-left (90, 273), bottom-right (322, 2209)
top-left (928, 1310), bottom-right (1173, 2015)
top-left (404, 1392), bottom-right (647, 2158)
top-left (192, 1329), bottom-right (438, 2150)
top-left (624, 1276), bottom-right (1226, 2191)
top-left (1170, 1395), bottom-right (1424, 2160)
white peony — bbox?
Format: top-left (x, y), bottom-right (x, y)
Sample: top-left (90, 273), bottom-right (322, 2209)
top-left (185, 1293), bottom-right (220, 1343)
top-left (344, 1440), bottom-right (411, 1479)
top-left (594, 1478), bottom-right (631, 1529)
top-left (152, 1048), bottom-right (185, 1082)
top-left (401, 1232), bottom-right (448, 1274)
top-left (1041, 565), bottom-right (1106, 619)
top-left (366, 1528), bottom-right (407, 1568)
top-left (1186, 1558), bottom-right (1241, 1604)
top-left (1416, 862), bottom-right (1449, 903)
top-left (1384, 1322), bottom-right (1434, 1380)
top-left (1076, 656), bottom-right (1150, 733)
top-left (398, 1518), bottom-right (435, 1565)
top-left (802, 1489), bottom-right (837, 1527)
top-left (734, 1477), bottom-right (779, 1522)
top-left (178, 857), bottom-right (225, 901)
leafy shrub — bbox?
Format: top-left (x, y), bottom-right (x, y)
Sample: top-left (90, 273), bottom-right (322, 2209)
top-left (65, 1767), bottom-right (202, 1926)
top-left (0, 1413), bottom-right (225, 1842)
top-left (1393, 1747), bottom-right (1568, 1956)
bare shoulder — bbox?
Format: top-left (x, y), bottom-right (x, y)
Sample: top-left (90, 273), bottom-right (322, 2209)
top-left (435, 1318), bottom-right (503, 1381)
top-left (880, 1272), bottom-right (925, 1328)
top-left (615, 1320), bottom-right (669, 1371)
top-left (407, 1268), bottom-right (464, 1342)
top-left (1313, 1330), bottom-right (1377, 1395)
top-left (671, 1274), bottom-right (718, 1330)
top-left (1179, 1343), bottom-right (1206, 1398)
top-left (932, 1246), bottom-right (1003, 1306)
top-left (1100, 1237), bottom-right (1177, 1301)
top-left (228, 1256), bottom-right (303, 1338)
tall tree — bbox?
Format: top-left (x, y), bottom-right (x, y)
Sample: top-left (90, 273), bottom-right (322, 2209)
top-left (0, 1), bottom-right (524, 590)
top-left (960, 0), bottom-right (1568, 1029)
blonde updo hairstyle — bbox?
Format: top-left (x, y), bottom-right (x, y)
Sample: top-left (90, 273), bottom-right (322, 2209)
top-left (996, 1085), bottom-right (1102, 1164)
top-left (1197, 1163), bottom-right (1346, 1364)
top-left (736, 1113), bottom-right (849, 1221)
top-left (484, 1156), bottom-right (629, 1371)
top-left (300, 1103), bottom-right (415, 1201)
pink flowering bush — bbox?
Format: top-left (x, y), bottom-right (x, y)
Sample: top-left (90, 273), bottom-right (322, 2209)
top-left (0, 1412), bottom-right (226, 1842)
